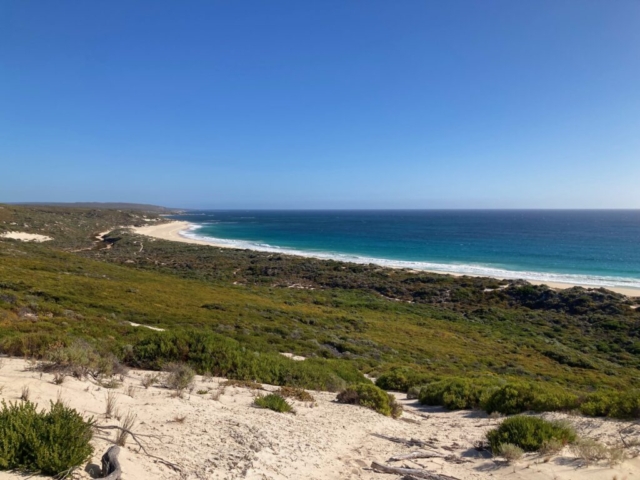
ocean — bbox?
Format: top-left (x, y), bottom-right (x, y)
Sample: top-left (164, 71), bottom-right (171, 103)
top-left (169, 210), bottom-right (640, 290)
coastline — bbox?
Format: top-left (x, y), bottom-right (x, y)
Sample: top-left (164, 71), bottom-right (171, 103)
top-left (131, 221), bottom-right (640, 297)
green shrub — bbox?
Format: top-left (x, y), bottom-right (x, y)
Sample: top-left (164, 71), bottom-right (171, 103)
top-left (375, 367), bottom-right (432, 392)
top-left (487, 416), bottom-right (576, 452)
top-left (131, 331), bottom-right (366, 391)
top-left (0, 400), bottom-right (93, 476)
top-left (419, 377), bottom-right (499, 410)
top-left (484, 382), bottom-right (578, 415)
top-left (337, 383), bottom-right (402, 418)
top-left (580, 390), bottom-right (640, 419)
top-left (254, 394), bottom-right (293, 413)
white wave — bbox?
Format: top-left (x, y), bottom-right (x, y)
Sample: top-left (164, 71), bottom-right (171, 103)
top-left (178, 226), bottom-right (640, 290)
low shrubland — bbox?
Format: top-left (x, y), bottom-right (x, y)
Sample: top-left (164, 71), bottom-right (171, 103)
top-left (337, 383), bottom-right (402, 418)
top-left (129, 331), bottom-right (365, 392)
top-left (1, 205), bottom-right (640, 419)
top-left (487, 416), bottom-right (576, 452)
top-left (0, 400), bottom-right (93, 476)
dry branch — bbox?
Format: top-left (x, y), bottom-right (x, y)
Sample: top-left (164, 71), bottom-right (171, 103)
top-left (389, 450), bottom-right (445, 461)
top-left (94, 424), bottom-right (181, 473)
top-left (372, 433), bottom-right (433, 448)
top-left (371, 462), bottom-right (460, 480)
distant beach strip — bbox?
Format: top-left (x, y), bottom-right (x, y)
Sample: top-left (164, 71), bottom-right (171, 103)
top-left (133, 221), bottom-right (640, 297)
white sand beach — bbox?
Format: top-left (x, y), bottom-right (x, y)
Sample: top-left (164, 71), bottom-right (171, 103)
top-left (131, 221), bottom-right (640, 297)
top-left (0, 357), bottom-right (638, 480)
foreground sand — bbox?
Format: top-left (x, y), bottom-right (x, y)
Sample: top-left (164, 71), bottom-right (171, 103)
top-left (132, 221), bottom-right (640, 297)
top-left (0, 357), bottom-right (638, 480)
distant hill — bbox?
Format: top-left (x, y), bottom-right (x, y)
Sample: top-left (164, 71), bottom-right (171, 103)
top-left (11, 202), bottom-right (183, 213)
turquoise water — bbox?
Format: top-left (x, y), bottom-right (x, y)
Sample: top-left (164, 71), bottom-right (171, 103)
top-left (170, 210), bottom-right (640, 289)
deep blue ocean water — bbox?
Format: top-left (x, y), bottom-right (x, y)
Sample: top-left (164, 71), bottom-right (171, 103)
top-left (170, 210), bottom-right (640, 289)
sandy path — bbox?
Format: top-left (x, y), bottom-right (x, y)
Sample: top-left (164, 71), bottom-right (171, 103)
top-left (132, 221), bottom-right (640, 297)
top-left (0, 358), bottom-right (638, 480)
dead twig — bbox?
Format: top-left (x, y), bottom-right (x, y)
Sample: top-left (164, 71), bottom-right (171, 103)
top-left (389, 450), bottom-right (445, 462)
top-left (371, 462), bottom-right (460, 480)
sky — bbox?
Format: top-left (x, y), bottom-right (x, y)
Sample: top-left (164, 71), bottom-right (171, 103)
top-left (1, 1), bottom-right (639, 209)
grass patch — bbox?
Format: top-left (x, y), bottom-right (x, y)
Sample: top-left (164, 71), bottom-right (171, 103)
top-left (254, 394), bottom-right (293, 413)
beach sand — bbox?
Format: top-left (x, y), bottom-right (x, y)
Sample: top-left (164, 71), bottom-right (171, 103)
top-left (131, 221), bottom-right (640, 297)
top-left (0, 357), bottom-right (638, 480)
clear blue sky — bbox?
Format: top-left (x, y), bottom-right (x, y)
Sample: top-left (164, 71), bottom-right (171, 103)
top-left (2, 1), bottom-right (639, 209)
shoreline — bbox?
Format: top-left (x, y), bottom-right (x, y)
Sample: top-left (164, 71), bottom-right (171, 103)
top-left (131, 221), bottom-right (640, 297)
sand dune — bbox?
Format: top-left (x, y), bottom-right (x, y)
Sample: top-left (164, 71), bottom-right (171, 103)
top-left (0, 357), bottom-right (638, 479)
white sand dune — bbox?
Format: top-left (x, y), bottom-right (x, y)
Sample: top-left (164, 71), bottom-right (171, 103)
top-left (0, 231), bottom-right (52, 242)
top-left (0, 357), bottom-right (638, 479)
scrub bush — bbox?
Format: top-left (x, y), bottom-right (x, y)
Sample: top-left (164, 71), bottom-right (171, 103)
top-left (483, 382), bottom-right (578, 415)
top-left (418, 377), bottom-right (499, 410)
top-left (580, 390), bottom-right (640, 419)
top-left (487, 416), bottom-right (576, 452)
top-left (337, 383), bottom-right (402, 418)
top-left (0, 400), bottom-right (93, 476)
top-left (375, 367), bottom-right (432, 392)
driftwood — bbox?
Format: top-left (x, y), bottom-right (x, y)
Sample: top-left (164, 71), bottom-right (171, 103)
top-left (389, 450), bottom-right (445, 461)
top-left (99, 446), bottom-right (122, 480)
top-left (371, 462), bottom-right (461, 480)
top-left (372, 433), bottom-right (432, 448)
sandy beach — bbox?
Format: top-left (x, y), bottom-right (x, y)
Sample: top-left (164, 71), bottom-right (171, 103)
top-left (131, 221), bottom-right (640, 297)
top-left (0, 357), bottom-right (638, 480)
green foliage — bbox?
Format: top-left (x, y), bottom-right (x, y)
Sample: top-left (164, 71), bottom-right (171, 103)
top-left (337, 383), bottom-right (402, 418)
top-left (487, 416), bottom-right (576, 452)
top-left (483, 381), bottom-right (578, 415)
top-left (418, 377), bottom-right (500, 410)
top-left (580, 390), bottom-right (640, 419)
top-left (0, 400), bottom-right (93, 476)
top-left (254, 394), bottom-right (293, 413)
top-left (130, 331), bottom-right (365, 391)
top-left (375, 367), bottom-right (432, 392)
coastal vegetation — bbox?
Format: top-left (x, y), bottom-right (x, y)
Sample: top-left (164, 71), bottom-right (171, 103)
top-left (0, 204), bottom-right (639, 419)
